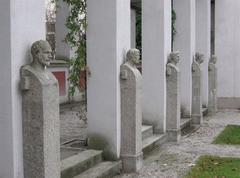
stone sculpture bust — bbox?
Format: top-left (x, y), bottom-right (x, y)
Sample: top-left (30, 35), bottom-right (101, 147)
top-left (21, 40), bottom-right (55, 90)
top-left (167, 51), bottom-right (180, 65)
top-left (209, 55), bottom-right (217, 64)
top-left (30, 40), bottom-right (52, 70)
top-left (126, 48), bottom-right (140, 67)
top-left (121, 49), bottom-right (140, 80)
top-left (166, 51), bottom-right (180, 76)
top-left (209, 55), bottom-right (217, 72)
top-left (192, 52), bottom-right (204, 73)
top-left (195, 52), bottom-right (204, 64)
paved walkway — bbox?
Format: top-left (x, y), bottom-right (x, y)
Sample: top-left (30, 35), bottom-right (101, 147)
top-left (115, 110), bottom-right (240, 178)
top-left (60, 101), bottom-right (87, 144)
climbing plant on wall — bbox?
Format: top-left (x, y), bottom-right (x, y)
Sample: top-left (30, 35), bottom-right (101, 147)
top-left (51, 0), bottom-right (87, 96)
top-left (136, 12), bottom-right (142, 54)
top-left (172, 9), bottom-right (177, 49)
top-left (50, 0), bottom-right (176, 95)
top-left (63, 0), bottom-right (87, 96)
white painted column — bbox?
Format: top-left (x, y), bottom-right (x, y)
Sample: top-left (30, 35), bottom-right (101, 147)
top-left (196, 0), bottom-right (211, 107)
top-left (142, 0), bottom-right (171, 133)
top-left (55, 0), bottom-right (74, 59)
top-left (131, 9), bottom-right (136, 48)
top-left (173, 0), bottom-right (196, 117)
top-left (87, 0), bottom-right (130, 160)
top-left (0, 0), bottom-right (45, 177)
top-left (215, 0), bottom-right (240, 109)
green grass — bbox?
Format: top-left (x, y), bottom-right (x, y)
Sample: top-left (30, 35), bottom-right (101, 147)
top-left (184, 156), bottom-right (240, 178)
top-left (213, 125), bottom-right (240, 145)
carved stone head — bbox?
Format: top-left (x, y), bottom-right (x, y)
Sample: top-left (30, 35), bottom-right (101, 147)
top-left (195, 52), bottom-right (204, 64)
top-left (168, 51), bottom-right (180, 65)
top-left (210, 55), bottom-right (217, 64)
top-left (31, 40), bottom-right (52, 67)
top-left (126, 48), bottom-right (140, 66)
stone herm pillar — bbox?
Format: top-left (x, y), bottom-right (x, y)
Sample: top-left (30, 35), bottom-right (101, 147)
top-left (192, 52), bottom-right (204, 125)
top-left (142, 0), bottom-right (171, 133)
top-left (173, 0), bottom-right (196, 118)
top-left (87, 0), bottom-right (130, 160)
top-left (208, 55), bottom-right (217, 115)
top-left (120, 49), bottom-right (143, 172)
top-left (166, 51), bottom-right (181, 142)
top-left (21, 40), bottom-right (60, 178)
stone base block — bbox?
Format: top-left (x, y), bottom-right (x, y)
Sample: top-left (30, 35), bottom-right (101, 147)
top-left (191, 114), bottom-right (203, 125)
top-left (121, 152), bottom-right (143, 173)
top-left (208, 106), bottom-right (217, 116)
top-left (217, 97), bottom-right (240, 109)
top-left (166, 129), bottom-right (181, 142)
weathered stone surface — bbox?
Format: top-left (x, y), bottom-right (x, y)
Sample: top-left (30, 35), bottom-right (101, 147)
top-left (120, 49), bottom-right (143, 172)
top-left (166, 52), bottom-right (181, 142)
top-left (21, 40), bottom-right (60, 178)
top-left (192, 52), bottom-right (204, 125)
top-left (208, 55), bottom-right (217, 115)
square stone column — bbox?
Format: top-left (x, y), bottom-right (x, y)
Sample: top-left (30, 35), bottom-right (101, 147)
top-left (0, 0), bottom-right (46, 177)
top-left (87, 0), bottom-right (130, 160)
top-left (196, 0), bottom-right (211, 107)
top-left (120, 49), bottom-right (143, 172)
top-left (166, 52), bottom-right (181, 142)
top-left (142, 0), bottom-right (171, 133)
top-left (192, 53), bottom-right (204, 125)
top-left (173, 0), bottom-right (196, 118)
top-left (208, 55), bottom-right (217, 115)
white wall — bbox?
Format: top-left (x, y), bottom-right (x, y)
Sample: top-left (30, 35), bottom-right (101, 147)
top-left (87, 0), bottom-right (130, 159)
top-left (196, 0), bottom-right (211, 107)
top-left (0, 0), bottom-right (45, 177)
top-left (173, 0), bottom-right (196, 117)
top-left (142, 0), bottom-right (171, 133)
top-left (215, 0), bottom-right (240, 108)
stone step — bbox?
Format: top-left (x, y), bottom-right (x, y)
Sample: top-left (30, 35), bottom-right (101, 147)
top-left (202, 107), bottom-right (208, 116)
top-left (142, 134), bottom-right (166, 154)
top-left (180, 118), bottom-right (192, 130)
top-left (61, 149), bottom-right (103, 178)
top-left (142, 125), bottom-right (153, 140)
top-left (73, 161), bottom-right (122, 178)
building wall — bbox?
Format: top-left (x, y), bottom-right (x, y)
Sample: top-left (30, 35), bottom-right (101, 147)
top-left (0, 0), bottom-right (45, 177)
top-left (215, 0), bottom-right (240, 108)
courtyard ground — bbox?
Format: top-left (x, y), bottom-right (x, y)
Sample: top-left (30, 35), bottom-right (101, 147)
top-left (60, 104), bottom-right (240, 178)
top-left (114, 110), bottom-right (240, 178)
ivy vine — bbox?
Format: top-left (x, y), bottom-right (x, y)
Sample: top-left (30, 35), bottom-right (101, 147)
top-left (52, 0), bottom-right (87, 96)
top-left (172, 9), bottom-right (177, 50)
top-left (50, 0), bottom-right (176, 95)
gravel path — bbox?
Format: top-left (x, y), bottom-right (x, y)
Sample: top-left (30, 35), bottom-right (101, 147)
top-left (60, 102), bottom-right (87, 144)
top-left (114, 110), bottom-right (240, 178)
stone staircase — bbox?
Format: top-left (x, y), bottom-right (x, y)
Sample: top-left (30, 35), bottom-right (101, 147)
top-left (59, 125), bottom-right (167, 178)
top-left (180, 107), bottom-right (208, 135)
top-left (61, 149), bottom-right (121, 178)
top-left (142, 125), bottom-right (166, 154)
